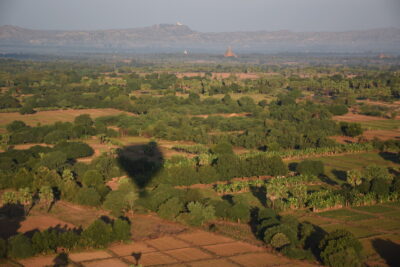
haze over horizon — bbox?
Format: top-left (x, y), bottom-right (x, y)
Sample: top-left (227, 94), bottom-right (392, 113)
top-left (1, 0), bottom-right (400, 33)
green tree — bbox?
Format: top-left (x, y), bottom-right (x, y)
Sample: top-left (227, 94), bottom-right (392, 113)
top-left (17, 187), bottom-right (33, 216)
top-left (266, 179), bottom-right (288, 208)
top-left (39, 186), bottom-right (54, 212)
top-left (319, 229), bottom-right (363, 267)
top-left (112, 218), bottom-right (131, 242)
top-left (346, 170), bottom-right (363, 187)
top-left (7, 234), bottom-right (34, 259)
top-left (82, 219), bottom-right (113, 248)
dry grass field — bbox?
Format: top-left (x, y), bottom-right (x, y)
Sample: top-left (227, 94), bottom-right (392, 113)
top-left (0, 108), bottom-right (131, 129)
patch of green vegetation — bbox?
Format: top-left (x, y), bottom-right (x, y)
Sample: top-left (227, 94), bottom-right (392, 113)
top-left (317, 209), bottom-right (375, 221)
top-left (359, 119), bottom-right (400, 130)
top-left (351, 205), bottom-right (395, 214)
top-left (320, 224), bottom-right (379, 238)
top-left (298, 216), bottom-right (333, 225)
top-left (357, 219), bottom-right (400, 231)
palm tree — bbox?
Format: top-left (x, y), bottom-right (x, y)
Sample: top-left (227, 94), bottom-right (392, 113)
top-left (346, 170), bottom-right (362, 187)
top-left (18, 188), bottom-right (33, 216)
top-left (39, 186), bottom-right (54, 212)
top-left (266, 179), bottom-right (288, 208)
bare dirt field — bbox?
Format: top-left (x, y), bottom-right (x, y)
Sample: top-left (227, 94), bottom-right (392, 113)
top-left (175, 72), bottom-right (262, 80)
top-left (333, 113), bottom-right (388, 122)
top-left (191, 112), bottom-right (251, 119)
top-left (0, 108), bottom-right (130, 127)
top-left (18, 214), bottom-right (75, 233)
top-left (363, 129), bottom-right (400, 140)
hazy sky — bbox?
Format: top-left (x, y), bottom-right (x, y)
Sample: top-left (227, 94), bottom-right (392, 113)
top-left (1, 0), bottom-right (399, 32)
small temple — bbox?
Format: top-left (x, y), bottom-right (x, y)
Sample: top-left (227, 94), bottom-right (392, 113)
top-left (224, 46), bottom-right (237, 58)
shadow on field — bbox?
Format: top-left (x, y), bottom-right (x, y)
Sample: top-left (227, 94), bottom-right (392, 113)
top-left (0, 203), bottom-right (25, 239)
top-left (372, 238), bottom-right (400, 267)
top-left (379, 152), bottom-right (400, 164)
top-left (116, 141), bottom-right (164, 192)
top-left (331, 169), bottom-right (347, 182)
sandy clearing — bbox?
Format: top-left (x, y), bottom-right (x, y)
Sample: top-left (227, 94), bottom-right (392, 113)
top-left (69, 251), bottom-right (112, 262)
top-left (145, 236), bottom-right (191, 251)
top-left (202, 241), bottom-right (263, 257)
top-left (82, 258), bottom-right (129, 267)
top-left (176, 231), bottom-right (234, 246)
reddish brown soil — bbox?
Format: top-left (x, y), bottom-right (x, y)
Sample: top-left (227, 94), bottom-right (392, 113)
top-left (69, 251), bottom-right (112, 262)
top-left (164, 247), bottom-right (213, 262)
top-left (82, 258), bottom-right (129, 267)
top-left (191, 112), bottom-right (251, 118)
top-left (145, 236), bottom-right (191, 251)
top-left (18, 215), bottom-right (75, 233)
top-left (176, 231), bottom-right (233, 246)
top-left (18, 255), bottom-right (57, 267)
top-left (363, 129), bottom-right (400, 140)
top-left (202, 241), bottom-right (263, 257)
top-left (124, 251), bottom-right (178, 266)
top-left (109, 242), bottom-right (156, 256)
top-left (189, 258), bottom-right (239, 267)
top-left (333, 113), bottom-right (388, 122)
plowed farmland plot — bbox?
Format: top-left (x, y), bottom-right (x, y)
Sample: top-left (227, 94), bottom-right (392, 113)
top-left (291, 203), bottom-right (400, 266)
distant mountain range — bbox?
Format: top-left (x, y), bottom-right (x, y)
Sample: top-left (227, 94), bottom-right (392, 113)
top-left (1, 24), bottom-right (399, 54)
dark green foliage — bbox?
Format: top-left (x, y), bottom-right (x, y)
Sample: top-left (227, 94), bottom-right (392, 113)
top-left (0, 238), bottom-right (6, 259)
top-left (177, 201), bottom-right (215, 226)
top-left (19, 105), bottom-right (36, 115)
top-left (40, 151), bottom-right (67, 170)
top-left (82, 170), bottom-right (103, 188)
top-left (228, 203), bottom-right (250, 222)
top-left (82, 219), bottom-right (113, 248)
top-left (112, 218), bottom-right (131, 242)
top-left (0, 95), bottom-right (21, 109)
top-left (6, 120), bottom-right (28, 132)
top-left (136, 184), bottom-right (181, 211)
top-left (340, 122), bottom-right (363, 137)
top-left (54, 142), bottom-right (94, 159)
top-left (13, 168), bottom-right (33, 189)
top-left (102, 190), bottom-right (127, 217)
top-left (319, 229), bottom-right (363, 267)
top-left (157, 197), bottom-right (184, 220)
top-left (328, 104), bottom-right (348, 116)
top-left (212, 142), bottom-right (234, 155)
top-left (392, 176), bottom-right (400, 193)
top-left (7, 234), bottom-right (34, 259)
top-left (75, 187), bottom-right (101, 206)
top-left (370, 178), bottom-right (390, 197)
top-left (296, 160), bottom-right (324, 176)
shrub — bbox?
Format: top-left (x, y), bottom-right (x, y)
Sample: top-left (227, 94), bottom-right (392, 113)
top-left (75, 187), bottom-right (101, 206)
top-left (157, 197), bottom-right (184, 220)
top-left (7, 234), bottom-right (34, 259)
top-left (370, 178), bottom-right (390, 197)
top-left (319, 229), bottom-right (363, 267)
top-left (328, 105), bottom-right (348, 116)
top-left (270, 233), bottom-right (291, 249)
top-left (112, 218), bottom-right (131, 242)
top-left (363, 165), bottom-right (391, 181)
top-left (102, 190), bottom-right (127, 217)
top-left (178, 202), bottom-right (215, 226)
top-left (54, 142), bottom-right (94, 159)
top-left (82, 170), bottom-right (103, 188)
top-left (296, 160), bottom-right (324, 176)
top-left (19, 105), bottom-right (36, 115)
top-left (82, 219), bottom-right (113, 248)
top-left (226, 203), bottom-right (250, 222)
top-left (264, 224), bottom-right (298, 249)
top-left (340, 122), bottom-right (363, 137)
top-left (0, 238), bottom-right (6, 259)
top-left (211, 142), bottom-right (233, 155)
